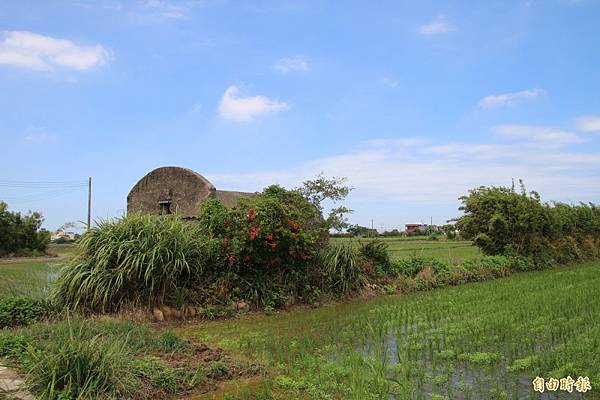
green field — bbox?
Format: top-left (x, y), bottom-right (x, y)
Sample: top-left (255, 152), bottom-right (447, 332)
top-left (182, 261), bottom-right (600, 399)
top-left (0, 261), bottom-right (62, 298)
top-left (331, 237), bottom-right (480, 263)
top-left (0, 244), bottom-right (72, 298)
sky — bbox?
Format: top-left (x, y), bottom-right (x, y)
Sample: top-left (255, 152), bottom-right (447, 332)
top-left (1, 0), bottom-right (600, 232)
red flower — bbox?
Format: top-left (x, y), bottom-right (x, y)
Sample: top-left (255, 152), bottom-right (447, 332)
top-left (293, 225), bottom-right (299, 231)
top-left (270, 243), bottom-right (278, 250)
top-left (266, 234), bottom-right (273, 241)
top-left (244, 255), bottom-right (251, 261)
top-left (250, 226), bottom-right (260, 240)
top-left (293, 233), bottom-right (299, 239)
top-left (247, 208), bottom-right (257, 220)
top-left (227, 254), bottom-right (235, 263)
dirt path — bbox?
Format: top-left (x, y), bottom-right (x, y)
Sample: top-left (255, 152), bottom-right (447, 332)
top-left (0, 365), bottom-right (33, 400)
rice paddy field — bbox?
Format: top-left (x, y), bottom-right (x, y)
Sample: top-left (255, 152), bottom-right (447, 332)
top-left (0, 244), bottom-right (72, 298)
top-left (181, 261), bottom-right (600, 399)
top-left (331, 237), bottom-right (480, 264)
top-left (0, 261), bottom-right (61, 299)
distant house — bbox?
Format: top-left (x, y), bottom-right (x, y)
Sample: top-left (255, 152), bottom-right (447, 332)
top-left (127, 166), bottom-right (256, 219)
top-left (405, 222), bottom-right (428, 234)
top-left (51, 229), bottom-right (77, 241)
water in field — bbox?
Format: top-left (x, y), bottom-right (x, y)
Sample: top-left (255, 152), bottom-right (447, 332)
top-left (0, 261), bottom-right (62, 298)
top-left (181, 262), bottom-right (600, 399)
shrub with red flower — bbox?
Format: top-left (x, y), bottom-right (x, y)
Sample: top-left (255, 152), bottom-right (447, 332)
top-left (197, 184), bottom-right (326, 308)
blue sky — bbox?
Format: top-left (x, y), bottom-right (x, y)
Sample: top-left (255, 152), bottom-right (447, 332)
top-left (1, 0), bottom-right (600, 231)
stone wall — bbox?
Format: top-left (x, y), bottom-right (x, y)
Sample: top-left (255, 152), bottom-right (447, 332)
top-left (127, 167), bottom-right (216, 218)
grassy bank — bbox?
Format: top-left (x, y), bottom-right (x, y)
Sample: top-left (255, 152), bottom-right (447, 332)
top-left (181, 261), bottom-right (600, 399)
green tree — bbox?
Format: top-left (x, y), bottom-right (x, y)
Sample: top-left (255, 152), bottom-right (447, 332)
top-left (0, 201), bottom-right (49, 256)
top-left (296, 174), bottom-right (353, 232)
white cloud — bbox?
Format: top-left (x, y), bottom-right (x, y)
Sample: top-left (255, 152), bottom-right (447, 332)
top-left (576, 115), bottom-right (600, 132)
top-left (218, 85), bottom-right (288, 122)
top-left (418, 16), bottom-right (455, 35)
top-left (0, 31), bottom-right (110, 71)
top-left (478, 89), bottom-right (545, 109)
top-left (207, 124), bottom-right (600, 212)
top-left (274, 56), bottom-right (310, 73)
top-left (492, 124), bottom-right (585, 145)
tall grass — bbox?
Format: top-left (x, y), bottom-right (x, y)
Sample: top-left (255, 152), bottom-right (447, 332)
top-left (322, 244), bottom-right (366, 295)
top-left (21, 317), bottom-right (136, 400)
top-left (52, 214), bottom-right (221, 312)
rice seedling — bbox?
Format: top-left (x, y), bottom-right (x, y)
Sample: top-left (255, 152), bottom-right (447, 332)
top-left (181, 261), bottom-right (600, 399)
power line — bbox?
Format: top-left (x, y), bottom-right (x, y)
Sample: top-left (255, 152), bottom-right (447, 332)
top-left (0, 180), bottom-right (87, 189)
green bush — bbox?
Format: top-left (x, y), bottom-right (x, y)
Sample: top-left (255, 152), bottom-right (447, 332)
top-left (322, 244), bottom-right (366, 295)
top-left (390, 257), bottom-right (450, 279)
top-left (198, 185), bottom-right (326, 308)
top-left (0, 296), bottom-right (54, 328)
top-left (359, 240), bottom-right (390, 275)
top-left (52, 213), bottom-right (222, 312)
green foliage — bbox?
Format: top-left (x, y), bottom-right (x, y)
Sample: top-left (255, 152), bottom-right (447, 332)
top-left (0, 316), bottom-right (201, 399)
top-left (458, 352), bottom-right (500, 365)
top-left (358, 240), bottom-right (390, 275)
top-left (346, 224), bottom-right (379, 237)
top-left (0, 201), bottom-right (50, 257)
top-left (207, 360), bottom-right (228, 378)
top-left (132, 356), bottom-right (177, 393)
top-left (159, 329), bottom-right (187, 352)
top-left (52, 213), bottom-right (222, 312)
top-left (199, 185), bottom-right (327, 308)
top-left (0, 296), bottom-right (54, 328)
top-left (456, 182), bottom-right (600, 263)
top-left (322, 244), bottom-right (366, 295)
top-left (0, 333), bottom-right (30, 359)
top-left (198, 304), bottom-right (236, 320)
top-left (296, 174), bottom-right (353, 231)
top-left (507, 356), bottom-right (538, 372)
top-left (21, 318), bottom-right (136, 400)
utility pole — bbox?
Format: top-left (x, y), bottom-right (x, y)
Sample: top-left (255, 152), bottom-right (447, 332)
top-left (87, 177), bottom-right (92, 230)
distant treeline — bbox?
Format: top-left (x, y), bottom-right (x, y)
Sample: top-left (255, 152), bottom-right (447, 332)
top-left (0, 201), bottom-right (49, 257)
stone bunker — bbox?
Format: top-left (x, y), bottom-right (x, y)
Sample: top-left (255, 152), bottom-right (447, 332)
top-left (127, 166), bottom-right (254, 218)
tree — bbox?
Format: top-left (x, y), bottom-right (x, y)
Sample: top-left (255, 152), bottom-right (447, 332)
top-left (347, 224), bottom-right (378, 237)
top-left (296, 174), bottom-right (353, 231)
top-left (0, 201), bottom-right (49, 256)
